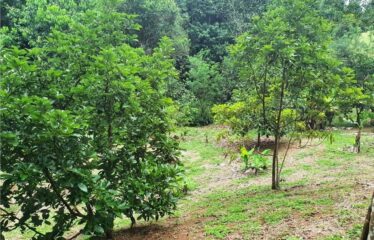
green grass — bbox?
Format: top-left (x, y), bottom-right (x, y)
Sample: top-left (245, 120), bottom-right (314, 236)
top-left (114, 127), bottom-right (373, 239)
top-left (182, 127), bottom-right (374, 239)
top-left (5, 126), bottom-right (374, 239)
top-left (177, 126), bottom-right (228, 191)
top-left (204, 224), bottom-right (231, 239)
top-left (316, 158), bottom-right (341, 168)
top-left (197, 181), bottom-right (347, 238)
top-left (285, 237), bottom-right (303, 240)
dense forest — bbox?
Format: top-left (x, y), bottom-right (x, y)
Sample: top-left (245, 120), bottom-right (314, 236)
top-left (0, 0), bottom-right (373, 239)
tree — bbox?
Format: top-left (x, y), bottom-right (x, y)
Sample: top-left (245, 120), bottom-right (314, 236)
top-left (2, 0), bottom-right (100, 49)
top-left (336, 66), bottom-right (373, 153)
top-left (212, 100), bottom-right (257, 137)
top-left (183, 53), bottom-right (231, 125)
top-left (319, 0), bottom-right (362, 38)
top-left (177, 0), bottom-right (268, 61)
top-left (0, 0), bottom-right (25, 28)
top-left (331, 4), bottom-right (374, 153)
top-left (121, 0), bottom-right (189, 56)
top-left (0, 1), bottom-right (183, 239)
top-left (229, 0), bottom-right (340, 189)
top-left (120, 0), bottom-right (193, 122)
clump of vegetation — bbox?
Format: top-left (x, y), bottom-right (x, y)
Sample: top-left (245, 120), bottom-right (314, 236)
top-left (0, 0), bottom-right (373, 239)
top-left (213, 0), bottom-right (374, 190)
top-left (0, 1), bottom-right (184, 239)
top-left (240, 147), bottom-right (269, 174)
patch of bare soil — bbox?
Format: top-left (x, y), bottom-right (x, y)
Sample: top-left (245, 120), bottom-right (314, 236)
top-left (268, 184), bottom-right (373, 240)
top-left (114, 214), bottom-right (207, 240)
top-left (112, 129), bottom-right (374, 240)
top-left (190, 161), bottom-right (244, 196)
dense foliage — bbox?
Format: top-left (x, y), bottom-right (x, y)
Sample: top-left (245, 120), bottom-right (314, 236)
top-left (212, 0), bottom-right (373, 189)
top-left (1, 1), bottom-right (183, 239)
top-left (0, 0), bottom-right (373, 238)
top-left (226, 0), bottom-right (343, 189)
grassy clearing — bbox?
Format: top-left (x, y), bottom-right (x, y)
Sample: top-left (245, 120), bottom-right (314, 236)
top-left (5, 126), bottom-right (374, 240)
top-left (177, 127), bottom-right (228, 191)
top-left (176, 127), bottom-right (374, 240)
top-left (198, 181), bottom-right (361, 239)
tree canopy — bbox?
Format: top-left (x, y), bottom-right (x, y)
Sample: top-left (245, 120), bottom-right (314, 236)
top-left (1, 1), bottom-right (183, 239)
top-left (0, 0), bottom-right (373, 238)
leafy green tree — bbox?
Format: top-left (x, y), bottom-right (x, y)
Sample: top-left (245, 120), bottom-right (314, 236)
top-left (336, 68), bottom-right (373, 153)
top-left (183, 53), bottom-right (232, 125)
top-left (229, 0), bottom-right (340, 189)
top-left (2, 0), bottom-right (101, 48)
top-left (120, 0), bottom-right (192, 121)
top-left (177, 0), bottom-right (268, 61)
top-left (121, 0), bottom-right (189, 56)
top-left (320, 0), bottom-right (373, 36)
top-left (327, 0), bottom-right (374, 152)
top-left (0, 1), bottom-right (183, 239)
top-left (360, 0), bottom-right (374, 31)
top-left (334, 32), bottom-right (374, 152)
top-left (0, 0), bottom-right (25, 28)
top-left (320, 0), bottom-right (361, 37)
top-left (212, 101), bottom-right (255, 137)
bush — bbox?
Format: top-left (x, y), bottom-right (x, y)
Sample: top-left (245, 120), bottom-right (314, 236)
top-left (240, 147), bottom-right (270, 174)
top-left (212, 102), bottom-right (253, 136)
top-left (0, 1), bottom-right (183, 239)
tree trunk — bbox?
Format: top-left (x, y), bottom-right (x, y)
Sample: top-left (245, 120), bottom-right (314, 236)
top-left (130, 215), bottom-right (136, 228)
top-left (260, 63), bottom-right (268, 148)
top-left (105, 230), bottom-right (113, 240)
top-left (272, 134), bottom-right (280, 190)
top-left (355, 108), bottom-right (362, 153)
top-left (104, 214), bottom-right (115, 240)
top-left (272, 63), bottom-right (286, 190)
top-left (326, 111), bottom-right (334, 127)
top-left (361, 192), bottom-right (374, 240)
top-left (257, 131), bottom-right (261, 147)
top-left (356, 128), bottom-right (361, 153)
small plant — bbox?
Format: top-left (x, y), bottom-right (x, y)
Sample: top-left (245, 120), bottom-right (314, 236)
top-left (240, 147), bottom-right (270, 174)
top-left (179, 128), bottom-right (189, 140)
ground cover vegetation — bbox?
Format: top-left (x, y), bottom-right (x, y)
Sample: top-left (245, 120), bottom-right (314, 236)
top-left (0, 0), bottom-right (373, 239)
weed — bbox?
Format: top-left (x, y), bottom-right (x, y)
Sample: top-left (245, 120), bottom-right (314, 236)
top-left (205, 224), bottom-right (231, 239)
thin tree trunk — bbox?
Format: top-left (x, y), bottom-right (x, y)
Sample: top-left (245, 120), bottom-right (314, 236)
top-left (356, 127), bottom-right (361, 153)
top-left (356, 108), bottom-right (362, 153)
top-left (272, 135), bottom-right (280, 190)
top-left (108, 123), bottom-right (113, 147)
top-left (278, 136), bottom-right (293, 177)
top-left (260, 63), bottom-right (268, 148)
top-left (105, 215), bottom-right (115, 240)
top-left (130, 215), bottom-right (136, 228)
top-left (361, 192), bottom-right (374, 240)
top-left (272, 63), bottom-right (287, 190)
top-left (105, 230), bottom-right (113, 240)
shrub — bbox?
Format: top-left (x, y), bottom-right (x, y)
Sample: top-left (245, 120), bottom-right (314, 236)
top-left (240, 147), bottom-right (269, 174)
top-left (0, 1), bottom-right (183, 239)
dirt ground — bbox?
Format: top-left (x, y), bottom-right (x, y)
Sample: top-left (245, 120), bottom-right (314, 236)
top-left (110, 127), bottom-right (374, 240)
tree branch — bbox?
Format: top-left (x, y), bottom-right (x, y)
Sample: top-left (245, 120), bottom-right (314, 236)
top-left (42, 168), bottom-right (85, 218)
top-left (278, 135), bottom-right (293, 176)
top-left (0, 207), bottom-right (45, 237)
top-left (67, 229), bottom-right (83, 240)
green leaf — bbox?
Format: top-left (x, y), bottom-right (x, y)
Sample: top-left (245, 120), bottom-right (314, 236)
top-left (78, 183), bottom-right (88, 193)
